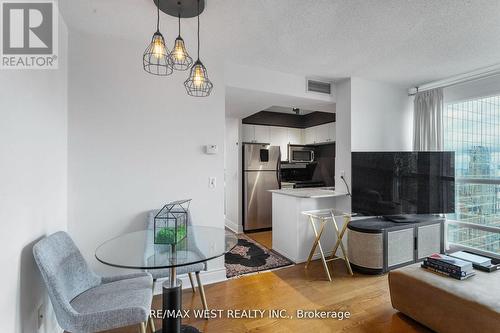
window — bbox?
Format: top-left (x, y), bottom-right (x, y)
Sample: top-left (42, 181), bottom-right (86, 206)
top-left (444, 96), bottom-right (500, 255)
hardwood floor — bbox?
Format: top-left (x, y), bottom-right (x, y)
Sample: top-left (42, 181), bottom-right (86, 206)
top-left (104, 260), bottom-right (430, 333)
top-left (245, 230), bottom-right (272, 249)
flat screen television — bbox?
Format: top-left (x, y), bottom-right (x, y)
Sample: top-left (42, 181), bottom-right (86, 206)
top-left (351, 152), bottom-right (455, 219)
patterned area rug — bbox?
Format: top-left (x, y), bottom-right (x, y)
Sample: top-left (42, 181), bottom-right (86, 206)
top-left (225, 233), bottom-right (294, 278)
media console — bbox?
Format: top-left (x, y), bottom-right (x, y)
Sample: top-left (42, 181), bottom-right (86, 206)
top-left (347, 215), bottom-right (445, 274)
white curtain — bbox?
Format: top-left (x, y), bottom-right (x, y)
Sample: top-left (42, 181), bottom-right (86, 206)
top-left (413, 88), bottom-right (443, 151)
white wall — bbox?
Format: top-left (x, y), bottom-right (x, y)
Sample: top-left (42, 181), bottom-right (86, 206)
top-left (224, 117), bottom-right (242, 233)
top-left (334, 79), bottom-right (352, 213)
top-left (225, 63), bottom-right (336, 119)
top-left (0, 18), bottom-right (68, 333)
top-left (225, 63), bottom-right (335, 104)
top-left (67, 31), bottom-right (226, 276)
top-left (350, 77), bottom-right (413, 151)
top-left (334, 77), bottom-right (413, 214)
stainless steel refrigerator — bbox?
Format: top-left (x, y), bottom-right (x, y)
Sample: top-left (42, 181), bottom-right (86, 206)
top-left (243, 143), bottom-right (281, 232)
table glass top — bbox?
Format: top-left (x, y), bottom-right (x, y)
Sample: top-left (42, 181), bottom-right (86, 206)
top-left (95, 226), bottom-right (237, 269)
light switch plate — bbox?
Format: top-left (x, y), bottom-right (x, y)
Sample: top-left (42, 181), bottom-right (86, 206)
top-left (206, 144), bottom-right (218, 154)
top-left (209, 177), bottom-right (216, 189)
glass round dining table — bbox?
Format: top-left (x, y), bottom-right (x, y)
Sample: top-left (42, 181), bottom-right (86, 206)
top-left (96, 226), bottom-right (237, 333)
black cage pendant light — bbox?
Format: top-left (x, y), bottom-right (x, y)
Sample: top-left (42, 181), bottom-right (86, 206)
top-left (184, 0), bottom-right (213, 97)
top-left (143, 0), bottom-right (172, 76)
top-left (170, 13), bottom-right (193, 70)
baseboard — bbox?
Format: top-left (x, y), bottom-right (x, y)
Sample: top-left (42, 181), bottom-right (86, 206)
top-left (224, 218), bottom-right (242, 234)
top-left (153, 267), bottom-right (228, 295)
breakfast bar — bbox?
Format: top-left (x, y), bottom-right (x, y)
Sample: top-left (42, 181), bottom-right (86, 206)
top-left (269, 188), bottom-right (348, 263)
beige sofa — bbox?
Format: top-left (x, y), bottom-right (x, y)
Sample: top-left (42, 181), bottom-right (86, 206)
top-left (389, 263), bottom-right (500, 333)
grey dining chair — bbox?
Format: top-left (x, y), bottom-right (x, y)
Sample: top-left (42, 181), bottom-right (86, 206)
top-left (145, 209), bottom-right (209, 312)
top-left (33, 231), bottom-right (154, 333)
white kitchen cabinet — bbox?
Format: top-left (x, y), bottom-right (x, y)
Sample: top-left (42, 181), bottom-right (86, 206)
top-left (316, 124), bottom-right (330, 143)
top-left (304, 127), bottom-right (316, 144)
top-left (242, 124), bottom-right (255, 142)
top-left (270, 127), bottom-right (304, 161)
top-left (242, 124), bottom-right (271, 143)
top-left (242, 123), bottom-right (335, 146)
top-left (287, 128), bottom-right (303, 145)
top-left (328, 122), bottom-right (336, 142)
top-left (254, 125), bottom-right (270, 143)
top-left (304, 122), bottom-right (335, 144)
top-left (270, 126), bottom-right (288, 161)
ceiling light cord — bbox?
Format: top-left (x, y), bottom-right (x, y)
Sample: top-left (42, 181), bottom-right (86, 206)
top-left (156, 0), bottom-right (160, 32)
top-left (197, 0), bottom-right (200, 60)
top-left (178, 13), bottom-right (181, 36)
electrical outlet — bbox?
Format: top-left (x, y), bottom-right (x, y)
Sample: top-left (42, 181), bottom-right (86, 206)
top-left (340, 170), bottom-right (345, 178)
top-left (209, 177), bottom-right (216, 189)
top-left (37, 304), bottom-right (44, 329)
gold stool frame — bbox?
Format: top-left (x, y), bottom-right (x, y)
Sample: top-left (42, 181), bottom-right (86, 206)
top-left (303, 209), bottom-right (354, 281)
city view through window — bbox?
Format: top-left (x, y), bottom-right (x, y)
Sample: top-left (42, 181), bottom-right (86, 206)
top-left (444, 95), bottom-right (500, 254)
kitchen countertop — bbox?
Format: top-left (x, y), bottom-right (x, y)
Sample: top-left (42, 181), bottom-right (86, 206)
top-left (269, 188), bottom-right (348, 198)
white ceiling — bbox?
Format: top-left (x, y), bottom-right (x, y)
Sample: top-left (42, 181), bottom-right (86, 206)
top-left (60, 0), bottom-right (500, 88)
top-left (225, 87), bottom-right (335, 119)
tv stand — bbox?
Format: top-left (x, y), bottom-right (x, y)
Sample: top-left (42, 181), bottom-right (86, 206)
top-left (347, 215), bottom-right (444, 274)
top-left (382, 214), bottom-right (421, 223)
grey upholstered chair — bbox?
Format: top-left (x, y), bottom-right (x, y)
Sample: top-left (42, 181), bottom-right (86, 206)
top-left (33, 231), bottom-right (154, 333)
top-left (146, 209), bottom-right (209, 312)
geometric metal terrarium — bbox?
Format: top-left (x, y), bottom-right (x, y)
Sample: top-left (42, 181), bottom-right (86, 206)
top-left (154, 199), bottom-right (191, 244)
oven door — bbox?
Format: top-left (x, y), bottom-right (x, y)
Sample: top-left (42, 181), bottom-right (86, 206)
top-left (289, 148), bottom-right (314, 163)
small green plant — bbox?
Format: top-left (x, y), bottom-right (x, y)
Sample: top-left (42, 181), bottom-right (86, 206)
top-left (155, 225), bottom-right (187, 244)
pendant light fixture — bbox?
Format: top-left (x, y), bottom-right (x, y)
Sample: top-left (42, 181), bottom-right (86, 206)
top-left (170, 13), bottom-right (193, 70)
top-left (184, 0), bottom-right (213, 97)
top-left (143, 0), bottom-right (172, 76)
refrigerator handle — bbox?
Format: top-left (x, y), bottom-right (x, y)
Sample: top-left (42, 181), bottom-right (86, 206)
top-left (276, 150), bottom-right (282, 189)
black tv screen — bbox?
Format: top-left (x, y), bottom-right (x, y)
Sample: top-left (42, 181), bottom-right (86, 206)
top-left (352, 152), bottom-right (455, 216)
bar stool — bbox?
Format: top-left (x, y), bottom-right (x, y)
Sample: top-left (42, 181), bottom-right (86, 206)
top-left (302, 209), bottom-right (354, 281)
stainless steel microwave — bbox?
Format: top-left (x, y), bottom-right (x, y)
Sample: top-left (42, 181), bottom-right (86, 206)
top-left (288, 145), bottom-right (315, 163)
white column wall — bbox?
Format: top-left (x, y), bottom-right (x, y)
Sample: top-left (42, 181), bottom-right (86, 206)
top-left (0, 16), bottom-right (68, 333)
